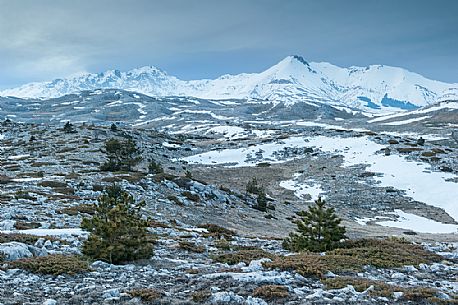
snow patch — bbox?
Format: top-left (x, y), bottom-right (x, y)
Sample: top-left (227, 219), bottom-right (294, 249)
top-left (1, 228), bottom-right (86, 237)
top-left (280, 175), bottom-right (324, 200)
top-left (382, 116), bottom-right (430, 125)
top-left (181, 137), bottom-right (308, 167)
top-left (377, 210), bottom-right (458, 234)
top-left (306, 136), bottom-right (458, 221)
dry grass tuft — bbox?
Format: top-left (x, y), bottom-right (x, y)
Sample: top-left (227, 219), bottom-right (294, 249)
top-left (253, 285), bottom-right (289, 300)
top-left (129, 288), bottom-right (163, 302)
top-left (178, 241), bottom-right (206, 253)
top-left (58, 204), bottom-right (96, 216)
top-left (199, 223), bottom-right (235, 240)
top-left (213, 249), bottom-right (276, 265)
top-left (0, 233), bottom-right (61, 245)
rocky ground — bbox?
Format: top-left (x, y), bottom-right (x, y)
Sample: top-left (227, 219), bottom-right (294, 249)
top-left (0, 120), bottom-right (457, 304)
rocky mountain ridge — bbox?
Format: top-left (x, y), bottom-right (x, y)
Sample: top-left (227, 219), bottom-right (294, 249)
top-left (2, 56), bottom-right (457, 113)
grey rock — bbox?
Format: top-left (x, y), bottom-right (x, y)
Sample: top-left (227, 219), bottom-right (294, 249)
top-left (102, 288), bottom-right (120, 299)
top-left (0, 242), bottom-right (33, 260)
top-left (27, 245), bottom-right (48, 257)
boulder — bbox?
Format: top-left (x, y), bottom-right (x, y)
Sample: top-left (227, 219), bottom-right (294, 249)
top-left (0, 242), bottom-right (33, 260)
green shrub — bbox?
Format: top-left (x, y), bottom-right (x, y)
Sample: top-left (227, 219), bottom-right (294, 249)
top-left (283, 197), bottom-right (346, 252)
top-left (0, 233), bottom-right (61, 245)
top-left (63, 121), bottom-right (76, 133)
top-left (246, 177), bottom-right (268, 212)
top-left (100, 138), bottom-right (141, 172)
top-left (81, 185), bottom-right (154, 264)
top-left (332, 238), bottom-right (442, 268)
top-left (255, 191), bottom-right (268, 212)
top-left (264, 238), bottom-right (442, 277)
top-left (148, 160), bottom-right (164, 174)
top-left (213, 249), bottom-right (276, 265)
top-left (9, 254), bottom-right (89, 275)
top-left (246, 177), bottom-right (261, 194)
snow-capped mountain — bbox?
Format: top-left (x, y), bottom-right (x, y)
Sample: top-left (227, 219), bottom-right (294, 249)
top-left (1, 55), bottom-right (457, 112)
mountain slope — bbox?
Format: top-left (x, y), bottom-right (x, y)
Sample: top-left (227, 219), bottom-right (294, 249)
top-left (1, 56), bottom-right (457, 112)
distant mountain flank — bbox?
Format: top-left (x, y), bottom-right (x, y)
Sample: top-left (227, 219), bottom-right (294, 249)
top-left (1, 56), bottom-right (457, 112)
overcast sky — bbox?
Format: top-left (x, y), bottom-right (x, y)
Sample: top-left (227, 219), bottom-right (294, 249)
top-left (0, 0), bottom-right (457, 89)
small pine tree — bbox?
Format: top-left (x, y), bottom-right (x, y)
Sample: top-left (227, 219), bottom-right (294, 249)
top-left (283, 197), bottom-right (346, 252)
top-left (255, 189), bottom-right (268, 212)
top-left (417, 137), bottom-right (425, 146)
top-left (148, 160), bottom-right (164, 174)
top-left (246, 177), bottom-right (269, 212)
top-left (81, 185), bottom-right (153, 264)
top-left (63, 121), bottom-right (76, 133)
top-left (246, 177), bottom-right (261, 194)
top-left (100, 138), bottom-right (141, 171)
top-left (110, 123), bottom-right (118, 132)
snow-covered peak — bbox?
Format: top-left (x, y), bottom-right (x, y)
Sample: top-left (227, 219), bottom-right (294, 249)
top-left (264, 55), bottom-right (315, 77)
top-left (127, 65), bottom-right (167, 77)
top-left (1, 56), bottom-right (457, 113)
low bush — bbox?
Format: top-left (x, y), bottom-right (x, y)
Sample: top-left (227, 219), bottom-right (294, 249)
top-left (253, 285), bottom-right (289, 300)
top-left (14, 191), bottom-right (37, 201)
top-left (9, 254), bottom-right (90, 275)
top-left (0, 233), bottom-right (61, 245)
top-left (14, 221), bottom-right (41, 230)
top-left (334, 238), bottom-right (442, 268)
top-left (58, 204), bottom-right (96, 216)
top-left (182, 191), bottom-right (200, 202)
top-left (178, 241), bottom-right (205, 253)
top-left (39, 180), bottom-right (67, 188)
top-left (264, 238), bottom-right (442, 277)
top-left (213, 249), bottom-right (276, 265)
top-left (192, 290), bottom-right (211, 303)
top-left (200, 223), bottom-right (235, 240)
top-left (397, 147), bottom-right (423, 153)
top-left (148, 160), bottom-right (164, 174)
top-left (323, 277), bottom-right (447, 303)
top-left (129, 288), bottom-right (162, 302)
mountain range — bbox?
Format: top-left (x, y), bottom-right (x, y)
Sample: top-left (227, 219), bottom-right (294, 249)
top-left (1, 55), bottom-right (457, 113)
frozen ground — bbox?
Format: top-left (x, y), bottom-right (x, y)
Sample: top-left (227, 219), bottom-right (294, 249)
top-left (279, 174), bottom-right (324, 200)
top-left (181, 136), bottom-right (308, 167)
top-left (306, 135), bottom-right (458, 222)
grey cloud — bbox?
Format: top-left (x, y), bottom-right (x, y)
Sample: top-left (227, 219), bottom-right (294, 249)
top-left (0, 0), bottom-right (457, 89)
